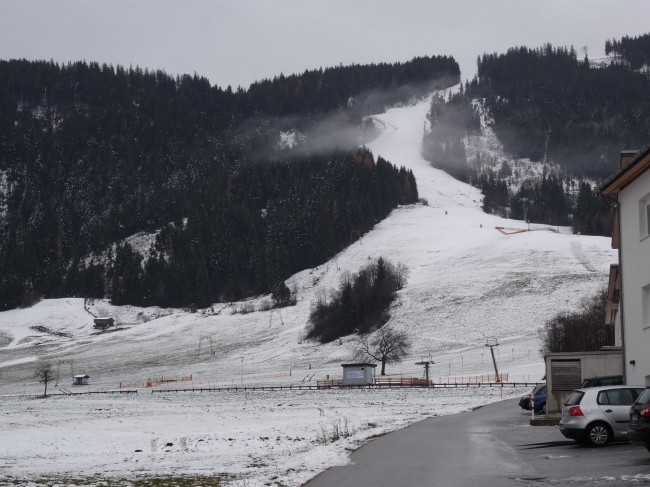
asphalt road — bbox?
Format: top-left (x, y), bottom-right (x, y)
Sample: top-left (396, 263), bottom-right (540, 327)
top-left (306, 398), bottom-right (650, 486)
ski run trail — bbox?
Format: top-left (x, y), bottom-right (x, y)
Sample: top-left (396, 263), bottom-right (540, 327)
top-left (0, 89), bottom-right (616, 486)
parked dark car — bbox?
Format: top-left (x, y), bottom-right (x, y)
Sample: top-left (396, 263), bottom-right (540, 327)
top-left (519, 384), bottom-right (546, 412)
top-left (530, 384), bottom-right (547, 414)
top-left (628, 387), bottom-right (650, 452)
top-left (580, 376), bottom-right (623, 388)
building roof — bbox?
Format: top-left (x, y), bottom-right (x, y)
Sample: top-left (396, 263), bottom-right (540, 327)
top-left (74, 374), bottom-right (90, 378)
top-left (600, 143), bottom-right (650, 195)
top-left (341, 363), bottom-right (377, 367)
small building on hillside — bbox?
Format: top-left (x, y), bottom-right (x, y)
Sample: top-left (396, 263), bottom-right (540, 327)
top-left (73, 374), bottom-right (90, 386)
top-left (341, 363), bottom-right (376, 385)
top-left (94, 317), bottom-right (114, 330)
top-left (600, 145), bottom-right (650, 386)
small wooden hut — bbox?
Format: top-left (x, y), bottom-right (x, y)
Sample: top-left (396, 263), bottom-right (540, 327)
top-left (94, 317), bottom-right (114, 330)
top-left (73, 374), bottom-right (90, 386)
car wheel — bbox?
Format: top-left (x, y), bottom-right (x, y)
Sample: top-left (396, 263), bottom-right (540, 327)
top-left (541, 403), bottom-right (546, 415)
top-left (586, 423), bottom-right (611, 447)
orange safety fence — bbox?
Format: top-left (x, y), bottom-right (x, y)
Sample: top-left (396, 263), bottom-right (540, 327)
top-left (495, 227), bottom-right (527, 235)
top-left (119, 371), bottom-right (292, 389)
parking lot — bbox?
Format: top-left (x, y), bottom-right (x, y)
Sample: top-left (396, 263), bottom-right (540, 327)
top-left (307, 398), bottom-right (650, 487)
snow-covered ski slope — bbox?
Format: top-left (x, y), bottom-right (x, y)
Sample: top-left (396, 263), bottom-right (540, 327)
top-left (0, 90), bottom-right (618, 486)
top-left (0, 91), bottom-right (616, 393)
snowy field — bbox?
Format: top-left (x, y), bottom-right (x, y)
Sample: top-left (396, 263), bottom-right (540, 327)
top-left (0, 387), bottom-right (529, 486)
top-left (0, 88), bottom-right (617, 485)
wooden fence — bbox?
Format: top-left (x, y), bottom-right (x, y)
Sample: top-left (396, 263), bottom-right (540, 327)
top-left (376, 377), bottom-right (432, 386)
top-left (7, 381), bottom-right (542, 398)
top-left (119, 371), bottom-right (292, 389)
top-left (151, 381), bottom-right (542, 393)
top-left (436, 373), bottom-right (508, 384)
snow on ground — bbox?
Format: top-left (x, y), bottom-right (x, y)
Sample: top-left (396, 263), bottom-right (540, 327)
top-left (0, 387), bottom-right (528, 486)
top-left (0, 89), bottom-right (617, 485)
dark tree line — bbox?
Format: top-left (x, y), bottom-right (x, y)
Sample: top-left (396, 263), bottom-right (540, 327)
top-left (606, 33), bottom-right (650, 71)
top-left (307, 257), bottom-right (408, 343)
top-left (0, 57), bottom-right (451, 310)
top-left (108, 150), bottom-right (417, 308)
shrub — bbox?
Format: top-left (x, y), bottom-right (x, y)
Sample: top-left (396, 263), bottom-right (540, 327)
top-left (540, 288), bottom-right (613, 355)
top-left (306, 257), bottom-right (407, 343)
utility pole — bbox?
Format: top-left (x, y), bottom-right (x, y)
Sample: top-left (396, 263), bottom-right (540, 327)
top-left (485, 341), bottom-right (500, 382)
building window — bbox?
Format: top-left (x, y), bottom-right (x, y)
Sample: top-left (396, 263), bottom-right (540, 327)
top-left (640, 194), bottom-right (650, 239)
top-left (643, 284), bottom-right (650, 330)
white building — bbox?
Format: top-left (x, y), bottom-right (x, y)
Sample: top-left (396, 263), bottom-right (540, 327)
top-left (601, 146), bottom-right (650, 386)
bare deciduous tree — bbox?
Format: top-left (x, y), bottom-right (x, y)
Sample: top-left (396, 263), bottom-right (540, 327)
top-left (353, 327), bottom-right (411, 375)
top-left (33, 363), bottom-right (54, 397)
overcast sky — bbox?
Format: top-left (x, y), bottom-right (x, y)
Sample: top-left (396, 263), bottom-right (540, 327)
top-left (1, 1), bottom-right (649, 89)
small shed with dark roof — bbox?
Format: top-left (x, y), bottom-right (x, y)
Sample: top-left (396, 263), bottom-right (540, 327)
top-left (73, 374), bottom-right (90, 386)
top-left (94, 317), bottom-right (114, 330)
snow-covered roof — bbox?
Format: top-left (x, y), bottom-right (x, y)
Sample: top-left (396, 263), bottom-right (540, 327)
top-left (74, 374), bottom-right (90, 378)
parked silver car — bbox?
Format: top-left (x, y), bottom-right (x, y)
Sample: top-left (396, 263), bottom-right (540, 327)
top-left (559, 385), bottom-right (646, 446)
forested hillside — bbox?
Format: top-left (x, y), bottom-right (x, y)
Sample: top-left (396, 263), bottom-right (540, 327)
top-left (606, 33), bottom-right (650, 71)
top-left (465, 44), bottom-right (650, 179)
top-left (0, 56), bottom-right (454, 309)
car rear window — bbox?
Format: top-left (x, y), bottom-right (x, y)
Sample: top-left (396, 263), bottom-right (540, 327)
top-left (565, 391), bottom-right (584, 406)
top-left (580, 376), bottom-right (623, 388)
top-left (636, 388), bottom-right (650, 405)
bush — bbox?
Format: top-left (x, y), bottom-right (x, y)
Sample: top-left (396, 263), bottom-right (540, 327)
top-left (231, 302), bottom-right (255, 315)
top-left (272, 281), bottom-right (296, 308)
top-left (258, 298), bottom-right (273, 312)
top-left (540, 288), bottom-right (614, 355)
top-left (306, 257), bottom-right (407, 343)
